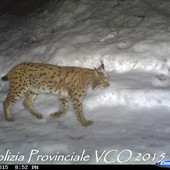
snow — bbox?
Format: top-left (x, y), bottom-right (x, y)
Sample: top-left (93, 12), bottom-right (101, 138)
top-left (0, 0), bottom-right (170, 165)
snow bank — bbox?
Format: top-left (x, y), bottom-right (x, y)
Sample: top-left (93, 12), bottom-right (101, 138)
top-left (0, 0), bottom-right (170, 165)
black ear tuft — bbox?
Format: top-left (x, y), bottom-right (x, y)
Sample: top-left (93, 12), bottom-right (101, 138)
top-left (98, 60), bottom-right (105, 70)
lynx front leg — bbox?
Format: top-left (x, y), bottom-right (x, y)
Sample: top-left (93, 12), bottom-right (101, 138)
top-left (23, 91), bottom-right (43, 119)
top-left (50, 95), bottom-right (69, 119)
top-left (71, 93), bottom-right (93, 127)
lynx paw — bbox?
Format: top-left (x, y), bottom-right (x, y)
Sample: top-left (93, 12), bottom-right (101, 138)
top-left (35, 114), bottom-right (43, 119)
top-left (81, 120), bottom-right (94, 127)
top-left (50, 112), bottom-right (63, 119)
top-left (5, 116), bottom-right (15, 122)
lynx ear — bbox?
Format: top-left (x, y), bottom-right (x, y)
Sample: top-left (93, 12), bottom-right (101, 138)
top-left (98, 60), bottom-right (105, 70)
top-left (92, 81), bottom-right (97, 89)
top-left (92, 68), bottom-right (99, 89)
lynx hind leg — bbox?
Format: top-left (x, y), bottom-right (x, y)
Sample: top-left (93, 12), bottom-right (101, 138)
top-left (3, 96), bottom-right (17, 122)
top-left (50, 95), bottom-right (69, 119)
top-left (71, 93), bottom-right (93, 127)
top-left (23, 91), bottom-right (43, 119)
top-left (3, 88), bottom-right (26, 122)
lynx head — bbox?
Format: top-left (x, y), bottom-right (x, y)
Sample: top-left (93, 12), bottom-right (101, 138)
top-left (92, 61), bottom-right (110, 89)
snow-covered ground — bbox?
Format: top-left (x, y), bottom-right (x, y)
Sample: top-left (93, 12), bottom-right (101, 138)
top-left (0, 0), bottom-right (170, 164)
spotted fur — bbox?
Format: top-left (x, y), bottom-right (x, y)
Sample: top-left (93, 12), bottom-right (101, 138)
top-left (2, 62), bottom-right (110, 126)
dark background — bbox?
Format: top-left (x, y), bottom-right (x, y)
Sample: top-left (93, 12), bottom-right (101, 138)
top-left (0, 0), bottom-right (53, 16)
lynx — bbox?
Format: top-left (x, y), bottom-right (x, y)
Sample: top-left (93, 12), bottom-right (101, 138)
top-left (1, 62), bottom-right (110, 127)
